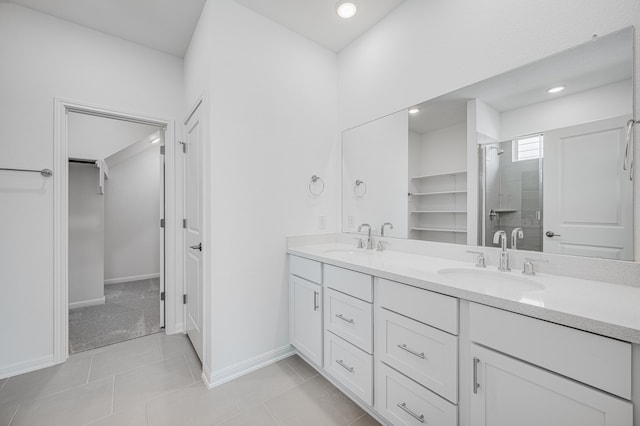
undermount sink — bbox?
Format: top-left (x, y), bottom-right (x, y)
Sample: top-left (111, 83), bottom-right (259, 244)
top-left (323, 248), bottom-right (375, 257)
top-left (437, 267), bottom-right (545, 294)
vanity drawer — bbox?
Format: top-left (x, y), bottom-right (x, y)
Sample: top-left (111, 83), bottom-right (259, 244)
top-left (469, 303), bottom-right (632, 399)
top-left (325, 288), bottom-right (372, 353)
top-left (375, 361), bottom-right (457, 426)
top-left (378, 278), bottom-right (458, 335)
top-left (324, 264), bottom-right (373, 302)
top-left (376, 307), bottom-right (457, 403)
top-left (289, 255), bottom-right (322, 284)
top-left (324, 331), bottom-right (373, 405)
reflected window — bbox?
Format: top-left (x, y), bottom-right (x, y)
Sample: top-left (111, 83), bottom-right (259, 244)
top-left (513, 135), bottom-right (543, 162)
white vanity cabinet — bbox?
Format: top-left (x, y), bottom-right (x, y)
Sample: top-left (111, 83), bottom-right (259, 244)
top-left (375, 278), bottom-right (459, 425)
top-left (288, 251), bottom-right (637, 426)
top-left (468, 303), bottom-right (633, 426)
top-left (289, 256), bottom-right (323, 367)
top-left (323, 264), bottom-right (374, 405)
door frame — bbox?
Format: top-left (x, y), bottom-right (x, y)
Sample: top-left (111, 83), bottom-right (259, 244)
top-left (53, 98), bottom-right (181, 364)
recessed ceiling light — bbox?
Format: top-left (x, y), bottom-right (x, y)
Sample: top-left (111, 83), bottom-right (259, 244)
top-left (336, 1), bottom-right (357, 19)
top-left (547, 86), bottom-right (565, 94)
top-left (150, 137), bottom-right (160, 144)
top-left (409, 108), bottom-right (420, 115)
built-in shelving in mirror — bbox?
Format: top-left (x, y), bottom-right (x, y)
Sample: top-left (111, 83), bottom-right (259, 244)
top-left (342, 27), bottom-right (635, 261)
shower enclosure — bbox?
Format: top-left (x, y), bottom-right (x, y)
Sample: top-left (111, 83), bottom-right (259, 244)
top-left (479, 136), bottom-right (544, 252)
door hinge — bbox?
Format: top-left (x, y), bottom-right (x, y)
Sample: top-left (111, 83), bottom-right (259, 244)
top-left (160, 291), bottom-right (165, 301)
top-left (160, 218), bottom-right (165, 228)
top-left (178, 141), bottom-right (187, 153)
top-left (183, 219), bottom-right (187, 229)
top-left (183, 294), bottom-right (187, 304)
top-left (160, 145), bottom-right (165, 155)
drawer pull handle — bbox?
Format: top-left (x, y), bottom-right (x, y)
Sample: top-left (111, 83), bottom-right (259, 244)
top-left (336, 359), bottom-right (354, 373)
top-left (397, 402), bottom-right (425, 423)
top-left (397, 344), bottom-right (425, 359)
top-left (473, 357), bottom-right (480, 394)
top-left (335, 314), bottom-right (355, 324)
top-left (313, 291), bottom-right (319, 311)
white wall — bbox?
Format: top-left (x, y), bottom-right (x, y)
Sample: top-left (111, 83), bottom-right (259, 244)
top-left (68, 163), bottom-right (104, 306)
top-left (418, 122), bottom-right (467, 175)
top-left (184, 0), bottom-right (339, 380)
top-left (104, 147), bottom-right (161, 282)
top-left (0, 3), bottom-right (183, 377)
top-left (343, 110), bottom-right (408, 238)
top-left (501, 79), bottom-right (632, 138)
top-left (338, 0), bottom-right (640, 262)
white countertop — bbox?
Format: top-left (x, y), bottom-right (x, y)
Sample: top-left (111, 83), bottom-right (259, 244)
top-left (287, 243), bottom-right (640, 344)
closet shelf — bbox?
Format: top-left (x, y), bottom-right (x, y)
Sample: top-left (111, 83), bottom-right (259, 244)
top-left (411, 170), bottom-right (467, 180)
top-left (410, 190), bottom-right (467, 196)
top-left (411, 227), bottom-right (467, 233)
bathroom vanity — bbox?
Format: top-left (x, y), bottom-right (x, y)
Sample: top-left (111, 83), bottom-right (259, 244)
top-left (287, 241), bottom-right (639, 426)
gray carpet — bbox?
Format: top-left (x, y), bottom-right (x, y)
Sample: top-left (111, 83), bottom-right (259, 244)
top-left (69, 278), bottom-right (162, 354)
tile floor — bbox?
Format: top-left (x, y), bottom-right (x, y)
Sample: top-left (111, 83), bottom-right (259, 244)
top-left (0, 333), bottom-right (380, 425)
top-left (69, 279), bottom-right (162, 354)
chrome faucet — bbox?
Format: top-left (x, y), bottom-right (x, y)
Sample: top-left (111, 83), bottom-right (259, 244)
top-left (381, 222), bottom-right (394, 237)
top-left (511, 228), bottom-right (524, 250)
top-left (493, 230), bottom-right (510, 271)
top-left (358, 223), bottom-right (373, 250)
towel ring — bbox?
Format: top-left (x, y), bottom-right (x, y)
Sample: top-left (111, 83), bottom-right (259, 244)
top-left (354, 179), bottom-right (367, 198)
top-left (309, 175), bottom-right (325, 196)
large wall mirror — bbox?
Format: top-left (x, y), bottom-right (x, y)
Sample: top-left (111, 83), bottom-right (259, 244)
top-left (342, 27), bottom-right (635, 261)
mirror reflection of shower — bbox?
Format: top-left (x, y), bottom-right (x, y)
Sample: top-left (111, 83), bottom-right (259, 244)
top-left (480, 136), bottom-right (543, 252)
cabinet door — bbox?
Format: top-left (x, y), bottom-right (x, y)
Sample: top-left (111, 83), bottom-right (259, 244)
top-left (290, 275), bottom-right (322, 367)
top-left (470, 344), bottom-right (632, 426)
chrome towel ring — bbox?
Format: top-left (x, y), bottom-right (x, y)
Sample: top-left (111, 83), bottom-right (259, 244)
top-left (309, 175), bottom-right (325, 196)
top-left (354, 179), bottom-right (367, 198)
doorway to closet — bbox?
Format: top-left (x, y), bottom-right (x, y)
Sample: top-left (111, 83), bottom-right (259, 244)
top-left (67, 111), bottom-right (165, 354)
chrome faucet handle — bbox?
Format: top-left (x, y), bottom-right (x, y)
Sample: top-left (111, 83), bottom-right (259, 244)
top-left (352, 237), bottom-right (364, 249)
top-left (511, 228), bottom-right (524, 249)
top-left (493, 230), bottom-right (507, 246)
top-left (466, 250), bottom-right (486, 268)
top-left (376, 240), bottom-right (388, 252)
top-left (522, 257), bottom-right (549, 276)
top-left (381, 222), bottom-right (394, 237)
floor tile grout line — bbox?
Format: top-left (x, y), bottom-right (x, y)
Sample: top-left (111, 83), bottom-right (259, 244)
top-left (282, 357), bottom-right (307, 383)
top-left (349, 413), bottom-right (367, 425)
top-left (110, 375), bottom-right (116, 415)
top-left (88, 343), bottom-right (167, 383)
top-left (183, 353), bottom-right (197, 382)
top-left (7, 403), bottom-right (19, 426)
top-left (86, 354), bottom-right (95, 384)
top-left (262, 401), bottom-right (284, 426)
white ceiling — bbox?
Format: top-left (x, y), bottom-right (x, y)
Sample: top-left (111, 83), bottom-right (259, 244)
top-left (232, 0), bottom-right (407, 52)
top-left (6, 0), bottom-right (206, 57)
top-left (6, 0), bottom-right (405, 56)
top-left (409, 29), bottom-right (633, 134)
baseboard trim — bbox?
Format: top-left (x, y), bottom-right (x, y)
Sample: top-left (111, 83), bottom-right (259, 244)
top-left (69, 296), bottom-right (105, 310)
top-left (104, 273), bottom-right (160, 285)
top-left (0, 354), bottom-right (56, 380)
top-left (204, 344), bottom-right (295, 389)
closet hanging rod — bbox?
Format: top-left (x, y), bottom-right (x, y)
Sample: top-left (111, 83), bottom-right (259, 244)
top-left (0, 167), bottom-right (53, 177)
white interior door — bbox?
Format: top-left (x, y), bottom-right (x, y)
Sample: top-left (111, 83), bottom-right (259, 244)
top-left (543, 115), bottom-right (633, 260)
top-left (184, 104), bottom-right (204, 361)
